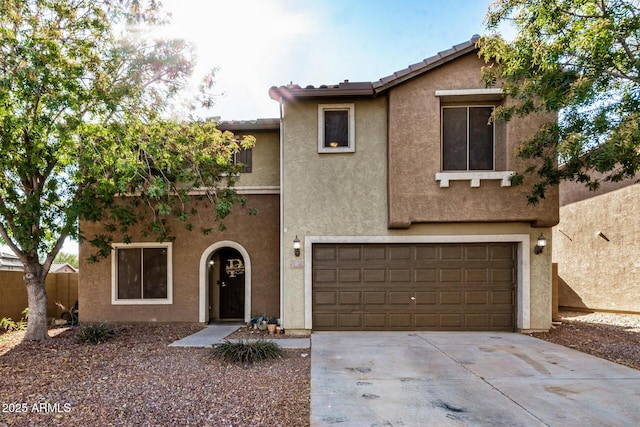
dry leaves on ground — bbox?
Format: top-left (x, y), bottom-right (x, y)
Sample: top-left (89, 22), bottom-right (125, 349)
top-left (0, 324), bottom-right (310, 427)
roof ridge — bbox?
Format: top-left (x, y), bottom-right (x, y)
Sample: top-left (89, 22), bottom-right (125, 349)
top-left (268, 35), bottom-right (481, 101)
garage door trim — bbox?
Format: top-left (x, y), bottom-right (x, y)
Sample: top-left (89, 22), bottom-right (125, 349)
top-left (303, 234), bottom-right (530, 330)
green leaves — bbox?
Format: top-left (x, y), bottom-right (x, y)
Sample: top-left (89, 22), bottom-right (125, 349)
top-left (0, 0), bottom-right (256, 265)
top-left (480, 0), bottom-right (640, 202)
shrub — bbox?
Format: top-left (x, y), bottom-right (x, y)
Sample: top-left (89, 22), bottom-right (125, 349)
top-left (76, 322), bottom-right (116, 344)
top-left (213, 339), bottom-right (284, 364)
top-left (0, 308), bottom-right (29, 333)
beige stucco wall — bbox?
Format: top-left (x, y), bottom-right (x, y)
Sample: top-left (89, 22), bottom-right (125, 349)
top-left (553, 183), bottom-right (640, 313)
top-left (388, 52), bottom-right (559, 228)
top-left (281, 95), bottom-right (553, 332)
top-left (235, 129), bottom-right (280, 188)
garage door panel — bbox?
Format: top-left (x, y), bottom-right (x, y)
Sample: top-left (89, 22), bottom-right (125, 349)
top-left (314, 247), bottom-right (337, 261)
top-left (314, 291), bottom-right (337, 305)
top-left (339, 269), bottom-right (361, 282)
top-left (416, 246), bottom-right (438, 260)
top-left (389, 313), bottom-right (412, 327)
top-left (492, 291), bottom-right (513, 305)
top-left (440, 269), bottom-right (463, 282)
top-left (466, 246), bottom-right (489, 260)
top-left (415, 268), bottom-right (437, 282)
top-left (466, 291), bottom-right (488, 304)
top-left (415, 291), bottom-right (437, 304)
top-left (491, 245), bottom-right (515, 260)
top-left (491, 269), bottom-right (514, 282)
top-left (364, 269), bottom-right (386, 282)
top-left (466, 313), bottom-right (489, 328)
top-left (314, 313), bottom-right (337, 328)
top-left (389, 246), bottom-right (412, 260)
top-left (313, 243), bottom-right (515, 331)
top-left (491, 313), bottom-right (514, 328)
top-left (314, 269), bottom-right (337, 282)
top-left (364, 246), bottom-right (386, 260)
top-left (389, 269), bottom-right (411, 282)
top-left (466, 269), bottom-right (488, 282)
top-left (364, 291), bottom-right (386, 304)
top-left (440, 292), bottom-right (462, 305)
top-left (389, 291), bottom-right (412, 305)
top-left (440, 245), bottom-right (463, 260)
top-left (364, 313), bottom-right (386, 327)
top-left (440, 314), bottom-right (463, 327)
top-left (338, 313), bottom-right (362, 328)
top-left (415, 314), bottom-right (437, 327)
top-left (338, 246), bottom-right (361, 260)
top-left (339, 291), bottom-right (361, 305)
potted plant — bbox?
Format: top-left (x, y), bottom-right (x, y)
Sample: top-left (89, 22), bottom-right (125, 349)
top-left (266, 317), bottom-right (278, 334)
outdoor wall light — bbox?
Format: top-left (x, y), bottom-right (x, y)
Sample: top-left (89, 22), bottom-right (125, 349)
top-left (293, 235), bottom-right (301, 257)
top-left (534, 233), bottom-right (547, 255)
top-left (208, 259), bottom-right (215, 266)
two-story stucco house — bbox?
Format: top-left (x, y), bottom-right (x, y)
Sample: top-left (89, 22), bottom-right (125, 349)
top-left (79, 36), bottom-right (558, 333)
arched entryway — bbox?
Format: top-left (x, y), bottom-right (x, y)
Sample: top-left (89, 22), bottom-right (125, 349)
top-left (199, 241), bottom-right (251, 323)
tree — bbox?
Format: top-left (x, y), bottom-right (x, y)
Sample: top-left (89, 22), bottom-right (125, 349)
top-left (0, 0), bottom-right (254, 341)
top-left (53, 251), bottom-right (78, 269)
top-left (479, 0), bottom-right (640, 203)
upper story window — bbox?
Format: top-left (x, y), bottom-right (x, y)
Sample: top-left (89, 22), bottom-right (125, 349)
top-left (318, 103), bottom-right (355, 153)
top-left (111, 243), bottom-right (173, 305)
top-left (233, 148), bottom-right (252, 173)
top-left (442, 106), bottom-right (494, 171)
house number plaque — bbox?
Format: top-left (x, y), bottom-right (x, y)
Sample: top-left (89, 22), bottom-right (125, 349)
top-left (226, 259), bottom-right (245, 277)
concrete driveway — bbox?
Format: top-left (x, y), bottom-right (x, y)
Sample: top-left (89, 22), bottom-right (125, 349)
top-left (311, 332), bottom-right (640, 426)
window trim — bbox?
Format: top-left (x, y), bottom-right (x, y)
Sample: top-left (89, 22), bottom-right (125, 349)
top-left (441, 105), bottom-right (496, 172)
top-left (318, 103), bottom-right (355, 153)
top-left (111, 242), bottom-right (173, 305)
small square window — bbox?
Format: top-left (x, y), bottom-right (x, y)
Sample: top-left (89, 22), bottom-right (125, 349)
top-left (318, 103), bottom-right (355, 153)
top-left (112, 243), bottom-right (173, 305)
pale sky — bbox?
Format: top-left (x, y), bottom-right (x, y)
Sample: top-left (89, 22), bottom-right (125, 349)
top-left (56, 0), bottom-right (508, 255)
top-left (161, 0), bottom-right (504, 120)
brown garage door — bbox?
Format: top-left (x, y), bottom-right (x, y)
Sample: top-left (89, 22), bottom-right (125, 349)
top-left (312, 243), bottom-right (515, 331)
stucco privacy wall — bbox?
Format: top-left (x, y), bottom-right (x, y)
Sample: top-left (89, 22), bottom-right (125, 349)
top-left (79, 194), bottom-right (280, 323)
top-left (388, 52), bottom-right (559, 228)
top-left (553, 183), bottom-right (640, 313)
top-left (280, 97), bottom-right (553, 332)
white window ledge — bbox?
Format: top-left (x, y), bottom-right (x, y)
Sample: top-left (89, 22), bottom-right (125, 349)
top-left (435, 171), bottom-right (515, 188)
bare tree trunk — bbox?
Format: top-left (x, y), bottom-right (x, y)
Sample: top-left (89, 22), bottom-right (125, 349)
top-left (23, 263), bottom-right (49, 341)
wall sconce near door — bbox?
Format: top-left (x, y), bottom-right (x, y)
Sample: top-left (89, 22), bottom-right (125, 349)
top-left (293, 235), bottom-right (301, 257)
top-left (534, 233), bottom-right (547, 254)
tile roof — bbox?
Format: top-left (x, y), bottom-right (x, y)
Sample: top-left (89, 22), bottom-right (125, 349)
top-left (269, 35), bottom-right (480, 102)
top-left (217, 118), bottom-right (280, 131)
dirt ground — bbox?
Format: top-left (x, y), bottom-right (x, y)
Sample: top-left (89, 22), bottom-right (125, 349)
top-left (532, 310), bottom-right (640, 370)
top-left (0, 324), bottom-right (310, 427)
top-left (0, 311), bottom-right (638, 426)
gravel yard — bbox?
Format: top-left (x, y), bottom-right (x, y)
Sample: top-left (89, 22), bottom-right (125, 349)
top-left (532, 311), bottom-right (640, 370)
top-left (0, 311), bottom-right (638, 426)
top-left (0, 324), bottom-right (310, 427)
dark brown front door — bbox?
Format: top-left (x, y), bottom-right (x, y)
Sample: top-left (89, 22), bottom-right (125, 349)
top-left (312, 243), bottom-right (516, 331)
top-left (219, 248), bottom-right (245, 319)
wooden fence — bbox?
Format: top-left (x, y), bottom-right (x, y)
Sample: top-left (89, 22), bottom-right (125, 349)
top-left (0, 271), bottom-right (78, 324)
